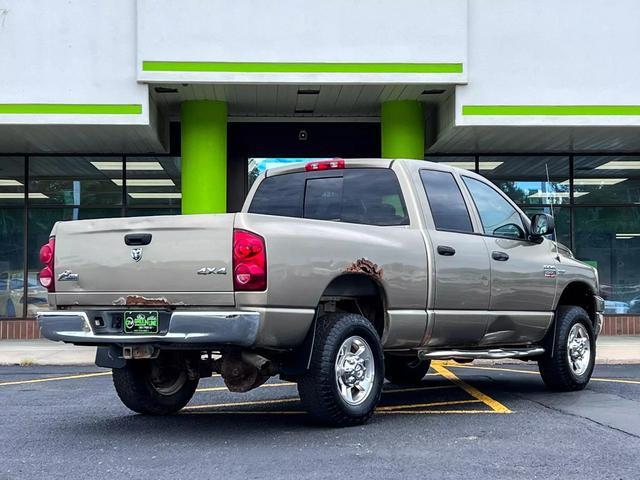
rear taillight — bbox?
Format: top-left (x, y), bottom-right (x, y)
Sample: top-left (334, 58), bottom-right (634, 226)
top-left (38, 237), bottom-right (55, 292)
top-left (232, 229), bottom-right (266, 291)
top-left (305, 158), bottom-right (345, 171)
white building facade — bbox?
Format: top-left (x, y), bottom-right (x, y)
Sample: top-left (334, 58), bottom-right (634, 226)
top-left (0, 0), bottom-right (639, 334)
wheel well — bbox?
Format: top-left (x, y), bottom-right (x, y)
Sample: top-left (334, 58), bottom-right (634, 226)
top-left (556, 282), bottom-right (596, 324)
top-left (318, 273), bottom-right (386, 338)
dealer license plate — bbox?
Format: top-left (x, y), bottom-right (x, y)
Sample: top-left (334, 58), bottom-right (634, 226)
top-left (124, 311), bottom-right (159, 334)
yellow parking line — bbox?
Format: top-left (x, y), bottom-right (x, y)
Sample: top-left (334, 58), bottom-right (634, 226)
top-left (376, 399), bottom-right (481, 412)
top-left (196, 382), bottom-right (296, 393)
top-left (380, 409), bottom-right (508, 415)
top-left (184, 397), bottom-right (300, 411)
top-left (0, 371), bottom-right (112, 387)
top-left (384, 384), bottom-right (457, 394)
top-left (431, 362), bottom-right (512, 413)
top-left (196, 382), bottom-right (456, 394)
top-left (448, 364), bottom-right (640, 385)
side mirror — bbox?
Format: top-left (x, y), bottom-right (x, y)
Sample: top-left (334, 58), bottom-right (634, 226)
top-left (530, 213), bottom-right (555, 241)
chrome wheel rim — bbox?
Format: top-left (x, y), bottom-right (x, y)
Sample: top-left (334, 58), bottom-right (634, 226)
top-left (335, 336), bottom-right (375, 406)
top-left (567, 323), bottom-right (591, 376)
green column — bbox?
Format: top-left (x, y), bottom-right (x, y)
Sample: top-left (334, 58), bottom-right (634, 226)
top-left (380, 100), bottom-right (425, 160)
top-left (181, 100), bottom-right (228, 214)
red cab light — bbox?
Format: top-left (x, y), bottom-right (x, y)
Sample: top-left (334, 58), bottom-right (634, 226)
top-left (305, 158), bottom-right (345, 171)
top-left (232, 229), bottom-right (266, 291)
top-left (38, 237), bottom-right (55, 292)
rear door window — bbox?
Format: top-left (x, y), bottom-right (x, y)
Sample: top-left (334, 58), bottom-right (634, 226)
top-left (420, 169), bottom-right (473, 233)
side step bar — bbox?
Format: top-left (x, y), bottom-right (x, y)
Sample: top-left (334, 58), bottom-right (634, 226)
top-left (418, 347), bottom-right (545, 361)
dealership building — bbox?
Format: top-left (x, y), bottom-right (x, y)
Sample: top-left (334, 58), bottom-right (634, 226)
top-left (1, 0), bottom-right (639, 338)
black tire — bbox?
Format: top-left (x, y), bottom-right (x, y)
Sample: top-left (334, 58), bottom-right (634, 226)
top-left (538, 306), bottom-right (596, 392)
top-left (297, 313), bottom-right (384, 427)
top-left (112, 351), bottom-right (199, 415)
top-left (384, 355), bottom-right (431, 385)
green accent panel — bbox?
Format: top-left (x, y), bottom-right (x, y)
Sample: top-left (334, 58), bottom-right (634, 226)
top-left (381, 100), bottom-right (425, 160)
top-left (0, 104), bottom-right (142, 114)
top-left (143, 61), bottom-right (463, 74)
top-left (181, 101), bottom-right (228, 214)
top-left (462, 105), bottom-right (640, 116)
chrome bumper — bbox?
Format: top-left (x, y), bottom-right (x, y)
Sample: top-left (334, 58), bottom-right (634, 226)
top-left (37, 310), bottom-right (260, 347)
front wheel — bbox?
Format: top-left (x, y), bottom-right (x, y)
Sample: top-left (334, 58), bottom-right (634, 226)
top-left (538, 306), bottom-right (595, 391)
top-left (297, 313), bottom-right (384, 427)
top-left (112, 351), bottom-right (199, 415)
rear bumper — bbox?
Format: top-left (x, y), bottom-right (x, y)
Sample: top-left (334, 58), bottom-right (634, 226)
top-left (37, 310), bottom-right (260, 347)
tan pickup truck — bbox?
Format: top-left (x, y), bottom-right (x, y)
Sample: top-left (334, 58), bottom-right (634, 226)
top-left (37, 158), bottom-right (603, 426)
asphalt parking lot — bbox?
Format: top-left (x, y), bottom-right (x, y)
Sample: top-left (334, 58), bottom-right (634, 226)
top-left (1, 362), bottom-right (638, 479)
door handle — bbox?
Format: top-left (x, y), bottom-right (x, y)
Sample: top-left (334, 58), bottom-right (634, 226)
top-left (124, 233), bottom-right (152, 246)
top-left (492, 251), bottom-right (509, 261)
top-left (437, 245), bottom-right (456, 256)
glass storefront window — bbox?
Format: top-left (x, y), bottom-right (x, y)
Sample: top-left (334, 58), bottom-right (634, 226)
top-left (522, 206), bottom-right (571, 249)
top-left (0, 157), bottom-right (25, 318)
top-left (425, 156), bottom-right (476, 171)
top-left (574, 155), bottom-right (640, 204)
top-left (574, 207), bottom-right (640, 311)
top-left (247, 158), bottom-right (322, 188)
top-left (480, 156), bottom-right (570, 205)
top-left (29, 156), bottom-right (123, 206)
top-left (126, 156), bottom-right (181, 208)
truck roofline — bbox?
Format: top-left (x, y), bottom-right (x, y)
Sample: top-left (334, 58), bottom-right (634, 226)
top-left (263, 158), bottom-right (477, 178)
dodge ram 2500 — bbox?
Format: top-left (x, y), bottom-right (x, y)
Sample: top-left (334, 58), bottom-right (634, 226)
top-left (38, 158), bottom-right (603, 426)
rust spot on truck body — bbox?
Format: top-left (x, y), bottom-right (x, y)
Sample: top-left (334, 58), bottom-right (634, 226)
top-left (112, 295), bottom-right (172, 307)
top-left (345, 258), bottom-right (383, 280)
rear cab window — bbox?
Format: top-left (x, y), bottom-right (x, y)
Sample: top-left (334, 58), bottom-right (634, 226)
top-left (248, 168), bottom-right (409, 226)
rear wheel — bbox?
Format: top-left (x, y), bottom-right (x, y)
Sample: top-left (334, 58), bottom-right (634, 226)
top-left (112, 351), bottom-right (199, 415)
top-left (297, 313), bottom-right (384, 427)
top-left (384, 355), bottom-right (431, 385)
top-left (538, 306), bottom-right (595, 391)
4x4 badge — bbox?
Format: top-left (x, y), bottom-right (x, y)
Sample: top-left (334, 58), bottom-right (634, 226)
top-left (543, 265), bottom-right (557, 278)
top-left (131, 248), bottom-right (143, 262)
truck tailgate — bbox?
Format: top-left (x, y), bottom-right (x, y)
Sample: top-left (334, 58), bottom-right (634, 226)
top-left (52, 214), bottom-right (235, 306)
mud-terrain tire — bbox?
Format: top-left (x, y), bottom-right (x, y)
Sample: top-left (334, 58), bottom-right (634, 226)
top-left (297, 313), bottom-right (384, 427)
top-left (112, 351), bottom-right (199, 415)
top-left (384, 355), bottom-right (431, 385)
top-left (538, 306), bottom-right (595, 391)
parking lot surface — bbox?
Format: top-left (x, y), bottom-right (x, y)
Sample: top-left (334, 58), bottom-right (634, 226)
top-left (1, 362), bottom-right (638, 479)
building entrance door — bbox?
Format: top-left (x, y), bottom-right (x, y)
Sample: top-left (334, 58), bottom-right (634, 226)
top-left (227, 122), bottom-right (380, 211)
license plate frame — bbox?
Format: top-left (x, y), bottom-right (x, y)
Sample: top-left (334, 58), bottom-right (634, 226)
top-left (124, 310), bottom-right (160, 335)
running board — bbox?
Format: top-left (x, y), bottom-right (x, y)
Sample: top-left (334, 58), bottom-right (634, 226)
top-left (418, 347), bottom-right (545, 361)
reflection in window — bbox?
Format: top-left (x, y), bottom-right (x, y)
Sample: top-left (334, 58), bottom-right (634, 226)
top-left (29, 156), bottom-right (123, 206)
top-left (522, 206), bottom-right (570, 248)
top-left (480, 156), bottom-right (570, 205)
top-left (574, 156), bottom-right (640, 204)
top-left (0, 157), bottom-right (25, 318)
top-left (463, 176), bottom-right (525, 239)
top-left (126, 157), bottom-right (181, 208)
top-left (574, 207), bottom-right (640, 309)
top-left (426, 156), bottom-right (476, 171)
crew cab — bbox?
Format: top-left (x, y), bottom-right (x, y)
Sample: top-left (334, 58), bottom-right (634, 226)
top-left (37, 158), bottom-right (604, 426)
